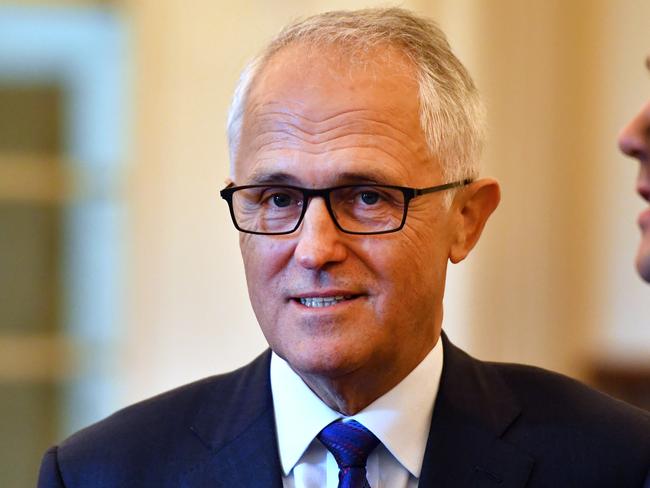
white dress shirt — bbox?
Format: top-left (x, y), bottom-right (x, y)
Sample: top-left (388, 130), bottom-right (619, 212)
top-left (270, 339), bottom-right (443, 488)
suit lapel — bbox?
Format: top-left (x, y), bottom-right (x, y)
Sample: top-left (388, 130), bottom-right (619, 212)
top-left (180, 350), bottom-right (283, 488)
top-left (418, 333), bottom-right (534, 488)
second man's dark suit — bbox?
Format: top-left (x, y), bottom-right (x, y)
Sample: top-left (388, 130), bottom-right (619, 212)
top-left (38, 333), bottom-right (650, 487)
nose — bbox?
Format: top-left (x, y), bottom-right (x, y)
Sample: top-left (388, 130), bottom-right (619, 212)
top-left (618, 100), bottom-right (650, 162)
top-left (293, 197), bottom-right (347, 270)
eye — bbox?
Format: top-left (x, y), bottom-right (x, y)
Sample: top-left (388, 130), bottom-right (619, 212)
top-left (271, 193), bottom-right (292, 207)
top-left (360, 191), bottom-right (380, 205)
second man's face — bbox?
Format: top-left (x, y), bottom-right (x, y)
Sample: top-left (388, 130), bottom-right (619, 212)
top-left (619, 95), bottom-right (650, 283)
top-left (234, 45), bottom-right (459, 391)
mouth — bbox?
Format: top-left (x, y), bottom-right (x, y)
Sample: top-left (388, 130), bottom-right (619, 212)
top-left (290, 292), bottom-right (362, 309)
top-left (297, 295), bottom-right (354, 308)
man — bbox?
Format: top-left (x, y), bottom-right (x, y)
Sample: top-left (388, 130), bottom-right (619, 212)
top-left (618, 55), bottom-right (650, 283)
top-left (39, 8), bottom-right (649, 488)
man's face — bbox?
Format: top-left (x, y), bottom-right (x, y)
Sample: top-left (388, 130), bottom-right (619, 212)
top-left (618, 74), bottom-right (650, 282)
top-left (234, 45), bottom-right (459, 389)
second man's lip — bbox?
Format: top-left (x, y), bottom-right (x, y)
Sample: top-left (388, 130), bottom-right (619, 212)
top-left (639, 207), bottom-right (650, 231)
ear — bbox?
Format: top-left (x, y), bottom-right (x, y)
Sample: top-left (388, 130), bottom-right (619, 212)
top-left (449, 178), bottom-right (500, 264)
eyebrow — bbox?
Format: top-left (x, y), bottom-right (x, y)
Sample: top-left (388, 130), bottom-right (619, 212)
top-left (244, 170), bottom-right (396, 187)
top-left (246, 172), bottom-right (300, 185)
top-left (332, 171), bottom-right (393, 185)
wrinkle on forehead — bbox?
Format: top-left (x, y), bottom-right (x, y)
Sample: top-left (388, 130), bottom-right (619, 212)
top-left (241, 104), bottom-right (426, 165)
top-left (247, 104), bottom-right (415, 138)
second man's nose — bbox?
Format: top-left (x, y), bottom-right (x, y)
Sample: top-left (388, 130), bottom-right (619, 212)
top-left (618, 101), bottom-right (650, 162)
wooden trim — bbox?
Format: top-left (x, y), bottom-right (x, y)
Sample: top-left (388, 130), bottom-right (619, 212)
top-left (0, 334), bottom-right (78, 381)
top-left (0, 153), bottom-right (71, 203)
top-left (589, 362), bottom-right (650, 411)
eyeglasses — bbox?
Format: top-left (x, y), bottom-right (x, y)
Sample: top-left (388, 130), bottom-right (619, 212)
top-left (220, 179), bottom-right (472, 235)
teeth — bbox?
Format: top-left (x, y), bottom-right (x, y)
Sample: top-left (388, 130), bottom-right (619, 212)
top-left (299, 296), bottom-right (351, 308)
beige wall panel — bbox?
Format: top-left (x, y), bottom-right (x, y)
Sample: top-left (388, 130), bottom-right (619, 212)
top-left (462, 0), bottom-right (610, 377)
top-left (440, 0), bottom-right (650, 378)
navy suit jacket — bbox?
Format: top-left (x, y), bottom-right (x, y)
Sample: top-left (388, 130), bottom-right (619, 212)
top-left (38, 334), bottom-right (650, 487)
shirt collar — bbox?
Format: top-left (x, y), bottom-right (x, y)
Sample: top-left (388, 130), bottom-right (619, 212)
top-left (270, 338), bottom-right (444, 478)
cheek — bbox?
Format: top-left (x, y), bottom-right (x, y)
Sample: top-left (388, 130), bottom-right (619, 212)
top-left (241, 236), bottom-right (293, 271)
top-left (398, 221), bottom-right (452, 272)
top-left (384, 229), bottom-right (450, 303)
top-left (240, 237), bottom-right (295, 304)
top-left (356, 237), bottom-right (442, 299)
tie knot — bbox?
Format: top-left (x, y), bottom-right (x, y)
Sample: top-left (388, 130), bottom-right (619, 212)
top-left (317, 419), bottom-right (379, 469)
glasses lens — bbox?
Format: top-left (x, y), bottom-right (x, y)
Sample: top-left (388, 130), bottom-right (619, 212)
top-left (330, 185), bottom-right (405, 233)
top-left (231, 186), bottom-right (303, 234)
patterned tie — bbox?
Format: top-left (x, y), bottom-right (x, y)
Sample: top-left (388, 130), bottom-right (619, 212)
top-left (317, 419), bottom-right (380, 488)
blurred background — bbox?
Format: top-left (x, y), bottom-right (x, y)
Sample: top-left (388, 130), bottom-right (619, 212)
top-left (0, 0), bottom-right (648, 485)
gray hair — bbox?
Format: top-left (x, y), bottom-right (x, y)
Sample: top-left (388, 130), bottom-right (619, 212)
top-left (227, 7), bottom-right (485, 183)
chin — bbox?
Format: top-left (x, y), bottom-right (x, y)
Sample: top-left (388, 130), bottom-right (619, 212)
top-left (295, 354), bottom-right (359, 378)
top-left (283, 343), bottom-right (367, 380)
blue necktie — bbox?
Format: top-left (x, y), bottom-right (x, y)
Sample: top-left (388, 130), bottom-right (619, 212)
top-left (317, 419), bottom-right (380, 488)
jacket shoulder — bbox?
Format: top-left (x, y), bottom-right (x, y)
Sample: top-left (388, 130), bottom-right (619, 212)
top-left (489, 360), bottom-right (650, 484)
top-left (491, 360), bottom-right (650, 427)
top-left (42, 351), bottom-right (272, 487)
top-left (63, 353), bottom-right (264, 447)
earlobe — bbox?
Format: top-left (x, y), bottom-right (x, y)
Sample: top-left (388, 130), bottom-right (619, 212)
top-left (449, 178), bottom-right (501, 263)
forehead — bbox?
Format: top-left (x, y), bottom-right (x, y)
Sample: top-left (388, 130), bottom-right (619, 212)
top-left (248, 42), bottom-right (418, 114)
top-left (235, 43), bottom-right (435, 184)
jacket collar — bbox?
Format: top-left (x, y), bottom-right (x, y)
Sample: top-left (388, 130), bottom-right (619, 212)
top-left (419, 332), bottom-right (534, 487)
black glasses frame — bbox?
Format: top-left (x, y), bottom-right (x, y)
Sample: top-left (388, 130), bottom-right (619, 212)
top-left (220, 178), bottom-right (472, 236)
